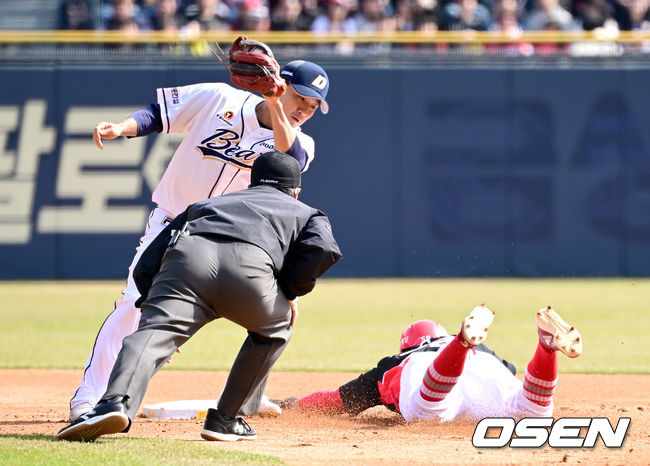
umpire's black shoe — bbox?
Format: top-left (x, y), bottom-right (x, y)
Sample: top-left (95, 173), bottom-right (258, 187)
top-left (201, 408), bottom-right (257, 441)
top-left (57, 396), bottom-right (131, 442)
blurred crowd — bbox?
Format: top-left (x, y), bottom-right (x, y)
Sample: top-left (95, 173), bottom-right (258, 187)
top-left (59, 0), bottom-right (650, 53)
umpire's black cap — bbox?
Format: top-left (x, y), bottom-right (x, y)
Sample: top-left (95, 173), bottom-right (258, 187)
top-left (250, 151), bottom-right (301, 190)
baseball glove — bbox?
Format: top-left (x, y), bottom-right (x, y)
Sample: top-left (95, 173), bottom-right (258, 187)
top-left (212, 36), bottom-right (287, 97)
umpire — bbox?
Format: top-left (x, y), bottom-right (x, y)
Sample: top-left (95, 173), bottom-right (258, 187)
top-left (58, 151), bottom-right (342, 442)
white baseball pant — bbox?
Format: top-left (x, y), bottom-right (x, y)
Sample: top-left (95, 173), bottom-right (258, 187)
top-left (69, 206), bottom-right (173, 412)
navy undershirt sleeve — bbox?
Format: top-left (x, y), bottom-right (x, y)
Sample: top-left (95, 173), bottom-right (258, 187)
top-left (130, 103), bottom-right (163, 137)
top-left (285, 136), bottom-right (308, 171)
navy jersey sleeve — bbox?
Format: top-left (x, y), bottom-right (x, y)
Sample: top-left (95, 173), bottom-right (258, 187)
top-left (130, 103), bottom-right (163, 137)
top-left (285, 136), bottom-right (308, 171)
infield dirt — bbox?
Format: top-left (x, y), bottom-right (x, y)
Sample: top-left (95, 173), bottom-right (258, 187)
top-left (1, 370), bottom-right (648, 464)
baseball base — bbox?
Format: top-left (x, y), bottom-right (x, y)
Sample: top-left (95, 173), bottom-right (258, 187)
top-left (142, 396), bottom-right (282, 419)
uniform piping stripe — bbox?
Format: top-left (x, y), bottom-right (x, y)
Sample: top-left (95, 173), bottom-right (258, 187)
top-left (523, 376), bottom-right (556, 393)
top-left (145, 208), bottom-right (156, 231)
top-left (220, 169), bottom-right (241, 196)
top-left (422, 371), bottom-right (455, 391)
top-left (206, 95), bottom-right (250, 198)
top-left (208, 164), bottom-right (227, 197)
top-left (420, 382), bottom-right (447, 401)
top-left (523, 379), bottom-right (555, 396)
top-left (162, 89), bottom-right (170, 134)
top-left (421, 380), bottom-right (454, 395)
top-left (427, 368), bottom-right (460, 384)
top-left (419, 365), bottom-right (459, 401)
top-left (523, 391), bottom-right (553, 403)
top-left (422, 377), bottom-right (456, 392)
top-left (240, 94), bottom-right (252, 136)
top-left (524, 370), bottom-right (558, 388)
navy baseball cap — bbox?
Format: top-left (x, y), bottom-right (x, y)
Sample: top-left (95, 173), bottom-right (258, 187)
top-left (250, 151), bottom-right (301, 189)
top-left (280, 60), bottom-right (330, 114)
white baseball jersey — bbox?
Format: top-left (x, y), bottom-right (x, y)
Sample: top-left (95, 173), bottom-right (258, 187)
top-left (154, 82), bottom-right (315, 216)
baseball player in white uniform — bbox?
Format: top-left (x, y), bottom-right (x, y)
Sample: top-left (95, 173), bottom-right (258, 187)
top-left (281, 305), bottom-right (582, 422)
top-left (68, 60), bottom-right (331, 422)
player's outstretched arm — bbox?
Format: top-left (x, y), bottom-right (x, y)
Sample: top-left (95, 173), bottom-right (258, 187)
top-left (93, 117), bottom-right (138, 149)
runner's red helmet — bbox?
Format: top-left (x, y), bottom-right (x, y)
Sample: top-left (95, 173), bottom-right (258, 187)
top-left (399, 320), bottom-right (449, 352)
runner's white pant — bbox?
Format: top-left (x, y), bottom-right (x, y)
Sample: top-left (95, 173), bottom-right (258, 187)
top-left (69, 207), bottom-right (172, 410)
top-left (398, 350), bottom-right (553, 423)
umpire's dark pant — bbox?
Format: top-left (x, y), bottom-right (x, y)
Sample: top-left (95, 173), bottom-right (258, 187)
top-left (101, 234), bottom-right (293, 419)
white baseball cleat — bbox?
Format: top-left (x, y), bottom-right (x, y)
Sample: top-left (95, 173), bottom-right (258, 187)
top-left (258, 395), bottom-right (282, 416)
top-left (460, 304), bottom-right (495, 346)
top-left (536, 306), bottom-right (582, 358)
top-left (69, 402), bottom-right (94, 423)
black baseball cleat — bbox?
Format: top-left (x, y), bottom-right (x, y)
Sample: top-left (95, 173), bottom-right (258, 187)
top-left (200, 408), bottom-right (257, 441)
top-left (57, 397), bottom-right (131, 442)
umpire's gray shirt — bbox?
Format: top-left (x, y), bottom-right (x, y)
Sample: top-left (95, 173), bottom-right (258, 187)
top-left (133, 185), bottom-right (341, 304)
